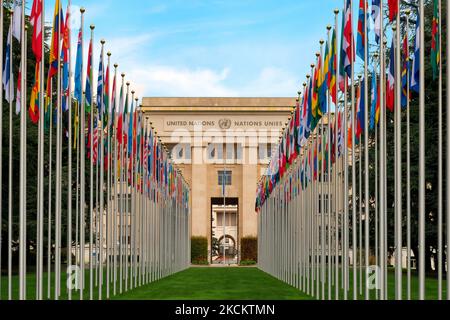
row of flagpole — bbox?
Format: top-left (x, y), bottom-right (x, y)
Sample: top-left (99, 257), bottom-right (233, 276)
top-left (256, 0), bottom-right (448, 300)
top-left (0, 0), bottom-right (191, 300)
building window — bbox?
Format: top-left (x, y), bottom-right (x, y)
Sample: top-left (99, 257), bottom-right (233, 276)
top-left (218, 170), bottom-right (232, 186)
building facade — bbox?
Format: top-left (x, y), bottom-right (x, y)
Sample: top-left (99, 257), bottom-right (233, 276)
top-left (142, 97), bottom-right (294, 264)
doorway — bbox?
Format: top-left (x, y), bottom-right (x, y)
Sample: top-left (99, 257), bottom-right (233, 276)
top-left (211, 197), bottom-right (239, 265)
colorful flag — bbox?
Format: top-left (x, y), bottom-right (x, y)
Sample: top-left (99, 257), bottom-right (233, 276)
top-left (16, 62), bottom-right (22, 115)
top-left (431, 0), bottom-right (440, 80)
top-left (329, 29), bottom-right (337, 104)
top-left (85, 39), bottom-right (93, 112)
top-left (386, 39), bottom-right (395, 112)
top-left (30, 0), bottom-right (43, 62)
top-left (29, 63), bottom-right (41, 124)
top-left (372, 0), bottom-right (381, 44)
top-left (370, 70), bottom-right (378, 130)
top-left (343, 0), bottom-right (355, 77)
top-left (357, 78), bottom-right (365, 138)
top-left (97, 51), bottom-right (104, 115)
top-left (356, 0), bottom-right (366, 61)
top-left (320, 41), bottom-right (329, 115)
top-left (117, 84), bottom-right (124, 144)
top-left (74, 28), bottom-right (83, 102)
top-left (401, 34), bottom-right (409, 109)
top-left (3, 24), bottom-right (13, 103)
top-left (61, 5), bottom-right (70, 112)
top-left (411, 11), bottom-right (420, 93)
top-left (388, 0), bottom-right (398, 22)
top-left (338, 11), bottom-right (347, 92)
top-left (128, 98), bottom-right (134, 155)
top-left (47, 0), bottom-right (64, 85)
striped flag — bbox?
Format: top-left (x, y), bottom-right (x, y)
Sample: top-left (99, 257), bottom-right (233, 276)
top-left (29, 63), bottom-right (41, 124)
top-left (16, 62), bottom-right (22, 115)
top-left (386, 39), bottom-right (395, 112)
top-left (3, 24), bottom-right (13, 103)
top-left (411, 12), bottom-right (420, 93)
top-left (431, 0), bottom-right (440, 80)
top-left (371, 0), bottom-right (381, 44)
top-left (343, 0), bottom-right (354, 77)
top-left (30, 0), bottom-right (43, 62)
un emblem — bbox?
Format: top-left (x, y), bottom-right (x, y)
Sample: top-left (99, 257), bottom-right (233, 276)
top-left (219, 118), bottom-right (232, 130)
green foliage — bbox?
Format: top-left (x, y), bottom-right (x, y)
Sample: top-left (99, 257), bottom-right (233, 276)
top-left (239, 260), bottom-right (256, 266)
top-left (191, 236), bottom-right (208, 265)
top-left (240, 236), bottom-right (257, 262)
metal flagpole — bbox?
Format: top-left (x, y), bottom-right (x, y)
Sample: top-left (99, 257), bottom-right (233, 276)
top-left (7, 10), bottom-right (13, 300)
top-left (363, 0), bottom-right (369, 301)
top-left (0, 2), bottom-right (3, 300)
top-left (319, 39), bottom-right (325, 301)
top-left (357, 74), bottom-right (362, 298)
top-left (89, 24), bottom-right (95, 301)
top-left (333, 8), bottom-right (339, 300)
top-left (418, 0), bottom-right (425, 301)
top-left (67, 1), bottom-right (73, 300)
top-left (436, 0), bottom-right (443, 301)
top-left (378, 0), bottom-right (386, 300)
top-left (130, 90), bottom-right (135, 286)
top-left (106, 50), bottom-right (111, 300)
top-left (350, 0), bottom-right (357, 299)
top-left (19, 4), bottom-right (27, 300)
top-left (125, 81), bottom-right (130, 292)
top-left (99, 39), bottom-right (105, 300)
top-left (79, 8), bottom-right (86, 300)
top-left (405, 9), bottom-right (411, 301)
top-left (113, 63), bottom-right (119, 296)
top-left (343, 69), bottom-right (349, 300)
top-left (394, 3), bottom-right (403, 300)
top-left (446, 0), bottom-right (450, 301)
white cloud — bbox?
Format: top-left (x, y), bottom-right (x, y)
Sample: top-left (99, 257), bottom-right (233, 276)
top-left (126, 65), bottom-right (236, 98)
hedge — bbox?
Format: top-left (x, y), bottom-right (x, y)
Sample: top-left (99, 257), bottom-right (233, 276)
top-left (191, 236), bottom-right (209, 265)
top-left (240, 236), bottom-right (257, 263)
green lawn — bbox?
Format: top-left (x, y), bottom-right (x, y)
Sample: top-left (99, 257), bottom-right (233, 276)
top-left (111, 267), bottom-right (311, 300)
top-left (1, 266), bottom-right (447, 300)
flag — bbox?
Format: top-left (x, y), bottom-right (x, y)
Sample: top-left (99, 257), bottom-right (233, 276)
top-left (97, 51), bottom-right (104, 115)
top-left (320, 41), bottom-right (329, 115)
top-left (411, 11), bottom-right (420, 93)
top-left (29, 63), bottom-right (41, 124)
top-left (16, 62), bottom-right (22, 115)
top-left (431, 0), bottom-right (440, 80)
top-left (357, 78), bottom-right (365, 138)
top-left (386, 39), bottom-right (395, 112)
top-left (329, 29), bottom-right (337, 104)
top-left (110, 70), bottom-right (116, 132)
top-left (105, 65), bottom-right (111, 127)
top-left (356, 0), bottom-right (366, 61)
top-left (30, 0), bottom-right (43, 62)
top-left (12, 1), bottom-right (22, 42)
top-left (3, 25), bottom-right (13, 103)
top-left (93, 117), bottom-right (98, 164)
top-left (85, 39), bottom-right (93, 112)
top-left (338, 11), bottom-right (347, 92)
top-left (388, 0), bottom-right (398, 22)
top-left (128, 98), bottom-right (134, 155)
top-left (312, 57), bottom-right (321, 121)
top-left (401, 34), bottom-right (409, 109)
top-left (47, 0), bottom-right (64, 84)
top-left (74, 28), bottom-right (83, 102)
top-left (370, 70), bottom-right (378, 130)
top-left (61, 5), bottom-right (70, 112)
top-left (372, 0), bottom-right (381, 44)
top-left (117, 84), bottom-right (124, 144)
top-left (343, 0), bottom-right (355, 77)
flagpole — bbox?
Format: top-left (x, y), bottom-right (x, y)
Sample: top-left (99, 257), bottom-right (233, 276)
top-left (363, 0), bottom-right (369, 301)
top-left (67, 1), bottom-right (73, 301)
top-left (106, 50), bottom-right (112, 300)
top-left (7, 10), bottom-right (13, 300)
top-left (394, 3), bottom-right (403, 300)
top-left (113, 63), bottom-right (119, 296)
top-left (99, 38), bottom-right (105, 300)
top-left (333, 8), bottom-right (339, 301)
top-left (119, 73), bottom-right (125, 294)
top-left (19, 5), bottom-right (27, 300)
top-left (378, 0), bottom-right (386, 300)
top-left (446, 0), bottom-right (450, 301)
top-left (350, 0), bottom-right (357, 300)
top-left (326, 25), bottom-right (332, 301)
top-left (38, 0), bottom-right (45, 301)
top-left (343, 68), bottom-right (349, 300)
top-left (418, 0), bottom-right (425, 301)
top-left (89, 24), bottom-right (95, 301)
top-left (405, 9), bottom-right (411, 301)
top-left (436, 0), bottom-right (443, 301)
top-left (0, 2), bottom-right (4, 300)
top-left (79, 8), bottom-right (86, 300)
top-left (125, 81), bottom-right (130, 292)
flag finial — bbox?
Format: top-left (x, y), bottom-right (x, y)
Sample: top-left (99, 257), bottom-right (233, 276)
top-left (80, 7), bottom-right (85, 13)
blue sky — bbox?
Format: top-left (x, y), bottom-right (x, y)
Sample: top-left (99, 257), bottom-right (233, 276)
top-left (42, 0), bottom-right (348, 99)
